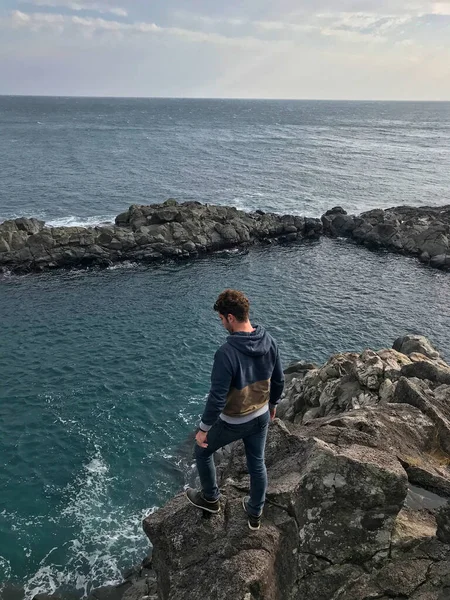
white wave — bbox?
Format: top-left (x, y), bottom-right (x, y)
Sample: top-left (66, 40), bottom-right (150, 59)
top-left (1, 213), bottom-right (115, 229)
top-left (23, 448), bottom-right (157, 600)
top-left (45, 215), bottom-right (115, 228)
top-left (106, 261), bottom-right (139, 271)
top-left (0, 555), bottom-right (12, 583)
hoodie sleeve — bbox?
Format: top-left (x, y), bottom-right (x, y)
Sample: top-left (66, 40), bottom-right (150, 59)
top-left (269, 346), bottom-right (284, 408)
top-left (199, 347), bottom-right (234, 431)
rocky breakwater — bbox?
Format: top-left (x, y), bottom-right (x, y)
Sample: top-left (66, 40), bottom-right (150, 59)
top-left (322, 204), bottom-right (450, 270)
top-left (0, 201), bottom-right (322, 274)
top-left (140, 335), bottom-right (450, 600)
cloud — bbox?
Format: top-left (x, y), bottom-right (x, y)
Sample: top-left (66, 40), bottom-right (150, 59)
top-left (26, 0), bottom-right (128, 17)
top-left (432, 1), bottom-right (450, 13)
top-left (174, 9), bottom-right (420, 45)
top-left (253, 20), bottom-right (316, 33)
top-left (6, 10), bottom-right (287, 48)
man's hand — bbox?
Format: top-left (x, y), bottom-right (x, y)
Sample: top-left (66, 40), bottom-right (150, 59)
top-left (195, 429), bottom-right (208, 448)
top-left (269, 406), bottom-right (276, 421)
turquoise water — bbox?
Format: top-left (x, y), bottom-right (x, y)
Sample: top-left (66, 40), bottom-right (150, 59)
top-left (1, 241), bottom-right (449, 596)
top-left (1, 97), bottom-right (450, 597)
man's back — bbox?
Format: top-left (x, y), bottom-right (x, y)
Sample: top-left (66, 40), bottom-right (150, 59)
top-left (201, 325), bottom-right (284, 426)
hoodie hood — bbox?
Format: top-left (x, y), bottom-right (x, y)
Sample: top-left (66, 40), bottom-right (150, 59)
top-left (226, 325), bottom-right (271, 357)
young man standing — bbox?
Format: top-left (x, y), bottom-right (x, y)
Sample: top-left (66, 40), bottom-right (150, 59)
top-left (186, 289), bottom-right (284, 530)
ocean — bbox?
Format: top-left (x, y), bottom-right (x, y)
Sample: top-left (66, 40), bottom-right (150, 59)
top-left (0, 97), bottom-right (449, 598)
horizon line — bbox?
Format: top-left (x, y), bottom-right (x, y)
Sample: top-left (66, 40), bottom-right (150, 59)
top-left (1, 93), bottom-right (450, 103)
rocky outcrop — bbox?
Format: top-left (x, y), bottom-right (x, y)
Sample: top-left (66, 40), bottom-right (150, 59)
top-left (0, 201), bottom-right (321, 274)
top-left (322, 205), bottom-right (450, 270)
top-left (3, 201), bottom-right (450, 275)
top-left (141, 336), bottom-right (450, 600)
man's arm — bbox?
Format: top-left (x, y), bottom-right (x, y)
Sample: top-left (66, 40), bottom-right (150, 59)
top-left (199, 348), bottom-right (233, 432)
top-left (269, 347), bottom-right (284, 418)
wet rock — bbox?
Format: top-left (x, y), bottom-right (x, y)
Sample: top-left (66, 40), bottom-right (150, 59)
top-left (321, 204), bottom-right (450, 270)
top-left (0, 202), bottom-right (318, 274)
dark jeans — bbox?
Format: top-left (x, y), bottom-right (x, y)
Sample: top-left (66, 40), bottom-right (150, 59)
top-left (195, 410), bottom-right (270, 516)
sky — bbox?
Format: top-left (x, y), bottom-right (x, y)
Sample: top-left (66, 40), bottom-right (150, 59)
top-left (0, 0), bottom-right (450, 99)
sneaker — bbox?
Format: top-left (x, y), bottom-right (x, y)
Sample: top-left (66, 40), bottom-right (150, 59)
top-left (185, 488), bottom-right (220, 514)
top-left (242, 496), bottom-right (262, 530)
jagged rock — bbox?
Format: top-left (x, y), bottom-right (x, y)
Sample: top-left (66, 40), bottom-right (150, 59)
top-left (394, 377), bottom-right (450, 456)
top-left (143, 425), bottom-right (409, 599)
top-left (436, 503), bottom-right (450, 544)
top-left (284, 361), bottom-right (317, 376)
top-left (0, 201), bottom-right (322, 274)
top-left (138, 336), bottom-right (450, 600)
top-left (401, 361), bottom-right (450, 385)
top-left (3, 203), bottom-right (450, 274)
top-left (393, 335), bottom-right (441, 360)
top-left (322, 205), bottom-right (450, 270)
top-left (14, 217), bottom-right (45, 235)
top-left (392, 507), bottom-right (437, 545)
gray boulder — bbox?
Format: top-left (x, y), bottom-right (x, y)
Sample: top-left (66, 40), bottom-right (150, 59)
top-left (393, 335), bottom-right (441, 360)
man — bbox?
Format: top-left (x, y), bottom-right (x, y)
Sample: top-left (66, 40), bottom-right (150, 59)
top-left (186, 289), bottom-right (284, 530)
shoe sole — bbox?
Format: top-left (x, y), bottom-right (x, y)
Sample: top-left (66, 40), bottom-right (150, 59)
top-left (186, 491), bottom-right (220, 514)
top-left (242, 497), bottom-right (261, 530)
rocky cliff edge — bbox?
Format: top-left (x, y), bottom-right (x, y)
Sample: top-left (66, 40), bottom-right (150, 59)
top-left (140, 334), bottom-right (450, 600)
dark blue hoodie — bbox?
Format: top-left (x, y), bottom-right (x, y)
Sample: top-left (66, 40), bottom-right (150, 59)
top-left (199, 325), bottom-right (284, 431)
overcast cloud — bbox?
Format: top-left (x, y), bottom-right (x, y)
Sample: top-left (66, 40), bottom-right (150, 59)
top-left (0, 0), bottom-right (449, 98)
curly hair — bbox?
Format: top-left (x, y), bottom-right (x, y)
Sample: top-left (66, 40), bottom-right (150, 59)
top-left (213, 289), bottom-right (250, 322)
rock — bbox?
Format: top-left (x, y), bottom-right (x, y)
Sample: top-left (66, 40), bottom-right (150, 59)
top-left (436, 503), bottom-right (450, 544)
top-left (0, 202), bottom-right (320, 274)
top-left (430, 254), bottom-right (450, 269)
top-left (14, 217), bottom-right (45, 234)
top-left (355, 349), bottom-right (384, 389)
top-left (393, 335), bottom-right (441, 360)
top-left (324, 206), bottom-right (347, 216)
top-left (375, 559), bottom-right (432, 597)
top-left (321, 204), bottom-right (450, 270)
top-left (283, 361), bottom-right (317, 376)
top-left (401, 361), bottom-right (450, 385)
top-left (279, 344), bottom-right (442, 424)
top-left (115, 211), bottom-right (130, 226)
top-left (3, 203), bottom-right (450, 273)
top-left (393, 377), bottom-right (450, 455)
top-left (304, 217), bottom-right (323, 237)
top-left (0, 238), bottom-right (10, 252)
top-left (142, 434), bottom-right (408, 600)
top-left (322, 213), bottom-right (357, 237)
top-left (392, 507), bottom-right (437, 545)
